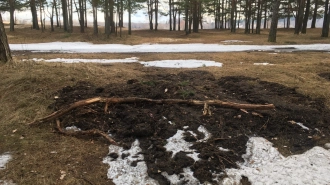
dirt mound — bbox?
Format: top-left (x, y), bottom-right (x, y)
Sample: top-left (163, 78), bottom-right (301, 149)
top-left (52, 70), bottom-right (330, 184)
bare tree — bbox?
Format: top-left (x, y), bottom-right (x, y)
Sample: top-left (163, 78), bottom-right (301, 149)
top-left (0, 13), bottom-right (12, 63)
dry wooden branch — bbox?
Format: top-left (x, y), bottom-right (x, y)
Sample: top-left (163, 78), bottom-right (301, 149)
top-left (29, 97), bottom-right (275, 125)
top-left (56, 119), bottom-right (118, 145)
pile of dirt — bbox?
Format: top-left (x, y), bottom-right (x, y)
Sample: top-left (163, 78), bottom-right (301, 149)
top-left (51, 70), bottom-right (330, 184)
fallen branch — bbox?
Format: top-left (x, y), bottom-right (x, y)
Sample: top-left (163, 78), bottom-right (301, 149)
top-left (56, 119), bottom-right (118, 145)
top-left (30, 97), bottom-right (275, 125)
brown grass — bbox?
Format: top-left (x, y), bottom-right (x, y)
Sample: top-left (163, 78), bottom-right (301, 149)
top-left (1, 26), bottom-right (330, 184)
top-left (6, 25), bottom-right (330, 45)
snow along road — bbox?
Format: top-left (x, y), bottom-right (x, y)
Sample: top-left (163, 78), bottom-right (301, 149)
top-left (9, 42), bottom-right (330, 53)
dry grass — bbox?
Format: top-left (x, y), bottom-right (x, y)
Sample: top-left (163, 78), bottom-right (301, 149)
top-left (1, 26), bottom-right (330, 184)
top-left (6, 25), bottom-right (330, 45)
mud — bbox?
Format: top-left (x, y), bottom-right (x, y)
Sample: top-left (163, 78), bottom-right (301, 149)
top-left (52, 70), bottom-right (330, 184)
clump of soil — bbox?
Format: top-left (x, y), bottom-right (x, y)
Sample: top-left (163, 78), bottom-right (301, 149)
top-left (319, 72), bottom-right (330, 81)
top-left (52, 70), bottom-right (330, 184)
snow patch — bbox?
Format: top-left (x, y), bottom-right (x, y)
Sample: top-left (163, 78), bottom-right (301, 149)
top-left (65, 126), bottom-right (81, 132)
top-left (0, 153), bottom-right (12, 170)
top-left (221, 40), bottom-right (251, 43)
top-left (24, 57), bottom-right (139, 63)
top-left (222, 137), bottom-right (330, 185)
top-left (161, 167), bottom-right (202, 185)
top-left (253, 63), bottom-right (274, 66)
top-left (10, 42), bottom-right (330, 53)
top-left (140, 60), bottom-right (223, 68)
top-left (103, 140), bottom-right (159, 185)
top-left (164, 130), bottom-right (199, 159)
top-left (197, 125), bottom-right (212, 142)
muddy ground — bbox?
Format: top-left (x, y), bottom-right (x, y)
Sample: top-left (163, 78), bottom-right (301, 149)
top-left (51, 70), bottom-right (330, 184)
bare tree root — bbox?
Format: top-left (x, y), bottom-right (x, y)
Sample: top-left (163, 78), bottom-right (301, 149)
top-left (56, 119), bottom-right (118, 145)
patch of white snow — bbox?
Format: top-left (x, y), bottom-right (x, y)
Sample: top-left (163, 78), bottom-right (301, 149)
top-left (140, 60), bottom-right (223, 68)
top-left (222, 137), bottom-right (330, 185)
top-left (103, 140), bottom-right (159, 185)
top-left (161, 167), bottom-right (202, 185)
top-left (0, 153), bottom-right (12, 170)
top-left (253, 63), bottom-right (274, 66)
top-left (24, 57), bottom-right (139, 63)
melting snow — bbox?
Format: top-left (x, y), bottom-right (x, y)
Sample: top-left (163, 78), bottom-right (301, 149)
top-left (24, 57), bottom-right (139, 63)
top-left (103, 140), bottom-right (159, 185)
top-left (221, 40), bottom-right (251, 43)
top-left (9, 42), bottom-right (330, 53)
top-left (161, 167), bottom-right (202, 185)
top-left (164, 130), bottom-right (198, 159)
top-left (222, 137), bottom-right (330, 185)
top-left (140, 60), bottom-right (223, 68)
top-left (0, 153), bottom-right (15, 185)
top-left (0, 153), bottom-right (11, 170)
top-left (24, 58), bottom-right (222, 68)
top-left (253, 63), bottom-right (274, 65)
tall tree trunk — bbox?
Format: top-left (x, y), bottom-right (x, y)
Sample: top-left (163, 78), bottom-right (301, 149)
top-left (110, 0), bottom-right (115, 33)
top-left (30, 0), bottom-right (39, 30)
top-left (79, 0), bottom-right (85, 33)
top-left (169, 0), bottom-right (172, 30)
top-left (0, 13), bottom-right (12, 63)
top-left (192, 0), bottom-right (198, 32)
top-left (104, 0), bottom-right (110, 37)
top-left (128, 0), bottom-right (132, 35)
top-left (268, 0), bottom-right (280, 42)
top-left (221, 0), bottom-right (224, 28)
top-left (322, 0), bottom-right (330, 37)
top-left (50, 2), bottom-right (55, 31)
top-left (173, 7), bottom-right (177, 30)
top-left (148, 0), bottom-right (153, 30)
top-left (256, 0), bottom-right (262, 34)
top-left (294, 0), bottom-right (305, 34)
top-left (54, 0), bottom-right (60, 27)
top-left (84, 0), bottom-right (87, 27)
top-left (39, 0), bottom-right (44, 32)
top-left (69, 0), bottom-right (73, 32)
top-left (263, 1), bottom-right (267, 29)
top-left (9, 0), bottom-right (15, 32)
top-left (155, 0), bottom-right (158, 30)
top-left (92, 3), bottom-right (98, 35)
top-left (230, 0), bottom-right (236, 32)
top-left (302, 0), bottom-right (310, 33)
top-left (185, 0), bottom-right (189, 34)
top-left (311, 0), bottom-right (318, 28)
top-left (62, 0), bottom-right (68, 31)
top-left (178, 9), bottom-right (181, 31)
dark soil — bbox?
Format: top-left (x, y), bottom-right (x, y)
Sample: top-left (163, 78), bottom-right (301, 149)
top-left (319, 72), bottom-right (330, 81)
top-left (52, 70), bottom-right (330, 184)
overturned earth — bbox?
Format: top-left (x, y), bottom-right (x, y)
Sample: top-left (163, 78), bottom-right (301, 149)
top-left (50, 70), bottom-right (330, 184)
